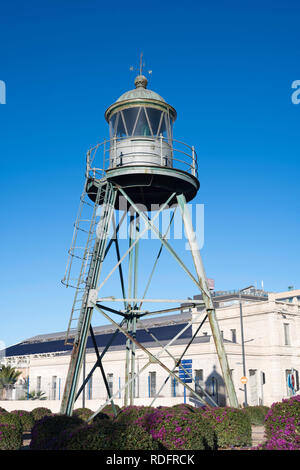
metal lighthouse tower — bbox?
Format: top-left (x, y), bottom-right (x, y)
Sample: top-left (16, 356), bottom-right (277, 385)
top-left (60, 65), bottom-right (238, 416)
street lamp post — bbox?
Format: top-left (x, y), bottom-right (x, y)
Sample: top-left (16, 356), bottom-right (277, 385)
top-left (239, 285), bottom-right (254, 407)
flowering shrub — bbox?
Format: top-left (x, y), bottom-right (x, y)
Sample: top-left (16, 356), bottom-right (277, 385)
top-left (56, 420), bottom-right (159, 450)
top-left (242, 406), bottom-right (270, 425)
top-left (11, 410), bottom-right (35, 431)
top-left (255, 425), bottom-right (300, 450)
top-left (0, 423), bottom-right (23, 450)
top-left (0, 412), bottom-right (23, 433)
top-left (31, 407), bottom-right (53, 422)
top-left (73, 407), bottom-right (94, 421)
top-left (116, 406), bottom-right (155, 425)
top-left (101, 404), bottom-right (120, 419)
top-left (141, 407), bottom-right (217, 450)
top-left (201, 406), bottom-right (252, 448)
top-left (171, 404), bottom-right (199, 413)
top-left (264, 395), bottom-right (300, 440)
top-left (30, 414), bottom-right (84, 450)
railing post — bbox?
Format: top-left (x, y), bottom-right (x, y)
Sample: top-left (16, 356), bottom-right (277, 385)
top-left (103, 139), bottom-right (106, 171)
top-left (114, 136), bottom-right (117, 168)
top-left (192, 146), bottom-right (196, 176)
top-left (160, 133), bottom-right (163, 166)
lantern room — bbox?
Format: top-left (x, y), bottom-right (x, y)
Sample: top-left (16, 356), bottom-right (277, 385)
top-left (104, 75), bottom-right (177, 168)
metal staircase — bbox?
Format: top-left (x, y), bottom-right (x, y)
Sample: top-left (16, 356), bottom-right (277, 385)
top-left (61, 175), bottom-right (110, 345)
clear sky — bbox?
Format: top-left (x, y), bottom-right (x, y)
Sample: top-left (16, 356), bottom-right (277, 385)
top-left (0, 0), bottom-right (299, 347)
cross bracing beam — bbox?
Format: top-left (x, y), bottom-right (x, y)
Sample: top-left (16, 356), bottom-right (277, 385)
top-left (61, 182), bottom-right (238, 416)
top-left (87, 302), bottom-right (212, 421)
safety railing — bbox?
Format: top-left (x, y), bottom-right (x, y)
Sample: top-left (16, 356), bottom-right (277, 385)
top-left (86, 136), bottom-right (198, 180)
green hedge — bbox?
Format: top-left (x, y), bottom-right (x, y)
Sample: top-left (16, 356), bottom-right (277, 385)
top-left (116, 406), bottom-right (155, 425)
top-left (242, 406), bottom-right (270, 425)
top-left (31, 407), bottom-right (53, 422)
top-left (73, 407), bottom-right (94, 421)
top-left (0, 412), bottom-right (23, 433)
top-left (30, 414), bottom-right (84, 450)
top-left (56, 420), bottom-right (160, 450)
top-left (11, 410), bottom-right (35, 431)
top-left (101, 404), bottom-right (120, 419)
top-left (0, 423), bottom-right (23, 450)
top-left (201, 406), bottom-right (252, 448)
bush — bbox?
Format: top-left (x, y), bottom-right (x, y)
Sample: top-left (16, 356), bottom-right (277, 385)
top-left (73, 407), bottom-right (94, 421)
top-left (142, 407), bottom-right (217, 450)
top-left (242, 406), bottom-right (270, 425)
top-left (201, 406), bottom-right (252, 448)
top-left (264, 395), bottom-right (300, 440)
top-left (92, 412), bottom-right (110, 423)
top-left (171, 404), bottom-right (198, 413)
top-left (0, 423), bottom-right (23, 450)
top-left (11, 410), bottom-right (35, 432)
top-left (254, 426), bottom-right (300, 450)
top-left (116, 406), bottom-right (155, 425)
top-left (101, 404), bottom-right (120, 419)
top-left (30, 414), bottom-right (84, 450)
top-left (0, 407), bottom-right (6, 413)
top-left (56, 420), bottom-right (160, 450)
top-left (0, 412), bottom-right (23, 433)
top-left (31, 407), bottom-right (53, 422)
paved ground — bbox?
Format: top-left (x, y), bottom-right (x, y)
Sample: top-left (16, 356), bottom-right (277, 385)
top-left (251, 425), bottom-right (266, 448)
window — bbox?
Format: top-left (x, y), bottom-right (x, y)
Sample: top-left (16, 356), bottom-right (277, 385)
top-left (149, 372), bottom-right (156, 397)
top-left (284, 323), bottom-right (291, 346)
top-left (122, 108), bottom-right (139, 135)
top-left (36, 376), bottom-right (41, 394)
top-left (51, 376), bottom-right (57, 400)
top-left (146, 108), bottom-right (163, 136)
top-left (87, 376), bottom-right (93, 400)
top-left (133, 108), bottom-right (151, 136)
top-left (194, 369), bottom-right (204, 396)
top-left (231, 329), bottom-right (237, 343)
top-left (109, 107), bottom-right (173, 140)
top-left (107, 373), bottom-right (113, 397)
top-left (286, 369), bottom-right (299, 396)
top-left (115, 112), bottom-right (127, 138)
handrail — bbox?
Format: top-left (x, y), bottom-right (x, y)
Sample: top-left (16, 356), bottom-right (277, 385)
top-left (86, 136), bottom-right (198, 179)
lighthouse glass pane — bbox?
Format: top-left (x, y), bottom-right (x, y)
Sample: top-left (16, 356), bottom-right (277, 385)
top-left (115, 112), bottom-right (127, 138)
top-left (109, 114), bottom-right (117, 138)
top-left (133, 107), bottom-right (152, 137)
top-left (159, 114), bottom-right (168, 139)
top-left (146, 108), bottom-right (163, 137)
top-left (122, 107), bottom-right (140, 135)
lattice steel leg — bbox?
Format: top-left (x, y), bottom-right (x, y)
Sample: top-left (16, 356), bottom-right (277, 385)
top-left (60, 183), bottom-right (116, 415)
top-left (176, 193), bottom-right (239, 408)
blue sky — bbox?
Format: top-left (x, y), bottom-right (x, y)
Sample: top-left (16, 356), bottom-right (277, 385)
top-left (0, 0), bottom-right (299, 347)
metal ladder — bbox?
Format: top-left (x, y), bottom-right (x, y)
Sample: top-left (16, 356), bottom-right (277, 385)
top-left (62, 176), bottom-right (109, 345)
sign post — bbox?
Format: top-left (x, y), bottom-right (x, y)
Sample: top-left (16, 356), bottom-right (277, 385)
top-left (179, 359), bottom-right (193, 404)
top-left (240, 376), bottom-right (248, 385)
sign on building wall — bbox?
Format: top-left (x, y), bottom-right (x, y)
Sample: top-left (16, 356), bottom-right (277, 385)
top-left (179, 359), bottom-right (193, 383)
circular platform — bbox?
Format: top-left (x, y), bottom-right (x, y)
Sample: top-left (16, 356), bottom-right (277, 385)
top-left (86, 165), bottom-right (200, 210)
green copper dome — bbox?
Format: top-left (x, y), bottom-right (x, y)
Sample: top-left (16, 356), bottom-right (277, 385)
top-left (116, 75), bottom-right (166, 103)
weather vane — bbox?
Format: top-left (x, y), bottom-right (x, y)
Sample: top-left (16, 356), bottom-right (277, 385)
top-left (130, 52), bottom-right (152, 76)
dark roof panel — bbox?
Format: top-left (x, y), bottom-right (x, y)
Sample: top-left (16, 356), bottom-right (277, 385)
top-left (3, 322), bottom-right (192, 357)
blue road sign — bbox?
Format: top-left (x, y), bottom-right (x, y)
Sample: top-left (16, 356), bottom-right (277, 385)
top-left (179, 359), bottom-right (193, 383)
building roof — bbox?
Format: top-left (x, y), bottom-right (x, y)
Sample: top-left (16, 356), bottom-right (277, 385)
top-left (2, 312), bottom-right (201, 358)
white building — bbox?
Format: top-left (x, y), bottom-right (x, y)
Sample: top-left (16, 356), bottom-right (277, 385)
top-left (1, 288), bottom-right (299, 412)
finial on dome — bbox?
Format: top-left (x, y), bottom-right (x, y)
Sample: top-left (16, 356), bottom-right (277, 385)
top-left (130, 52), bottom-right (152, 89)
top-left (134, 75), bottom-right (148, 89)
